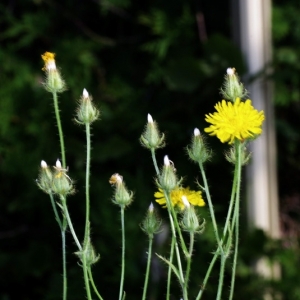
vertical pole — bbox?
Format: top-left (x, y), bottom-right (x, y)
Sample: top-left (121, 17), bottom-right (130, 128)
top-left (232, 0), bottom-right (280, 279)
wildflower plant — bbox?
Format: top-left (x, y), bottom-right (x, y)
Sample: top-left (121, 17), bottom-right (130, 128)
top-left (36, 53), bottom-right (264, 300)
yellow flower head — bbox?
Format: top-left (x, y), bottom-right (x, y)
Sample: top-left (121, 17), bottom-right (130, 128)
top-left (154, 187), bottom-right (205, 210)
top-left (41, 52), bottom-right (56, 71)
top-left (204, 98), bottom-right (265, 144)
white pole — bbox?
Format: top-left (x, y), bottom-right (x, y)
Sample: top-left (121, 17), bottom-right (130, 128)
top-left (237, 0), bottom-right (280, 278)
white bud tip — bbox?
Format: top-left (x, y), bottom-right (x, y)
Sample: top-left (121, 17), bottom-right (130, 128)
top-left (41, 160), bottom-right (47, 168)
top-left (147, 113), bottom-right (153, 123)
top-left (115, 174), bottom-right (123, 183)
top-left (164, 155), bottom-right (170, 166)
top-left (149, 202), bottom-right (154, 212)
top-left (182, 196), bottom-right (190, 208)
top-left (83, 88), bottom-right (89, 98)
top-left (194, 128), bottom-right (200, 136)
top-left (56, 159), bottom-right (62, 169)
top-left (47, 61), bottom-right (56, 70)
top-left (226, 68), bottom-right (235, 75)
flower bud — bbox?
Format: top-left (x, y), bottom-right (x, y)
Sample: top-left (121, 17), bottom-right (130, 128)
top-left (110, 173), bottom-right (133, 208)
top-left (41, 52), bottom-right (66, 93)
top-left (141, 203), bottom-right (162, 238)
top-left (187, 128), bottom-right (211, 164)
top-left (225, 145), bottom-right (251, 165)
top-left (181, 196), bottom-right (205, 234)
top-left (36, 160), bottom-right (53, 194)
top-left (76, 235), bottom-right (100, 267)
top-left (75, 88), bottom-right (100, 124)
top-left (51, 160), bottom-right (74, 196)
top-left (140, 114), bottom-right (165, 150)
top-left (220, 68), bottom-right (247, 102)
top-left (158, 155), bottom-right (178, 192)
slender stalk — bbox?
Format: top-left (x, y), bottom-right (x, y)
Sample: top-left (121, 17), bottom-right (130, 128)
top-left (62, 229), bottom-right (67, 300)
top-left (164, 193), bottom-right (184, 289)
top-left (195, 250), bottom-right (219, 300)
top-left (52, 91), bottom-right (66, 168)
top-left (82, 252), bottom-right (93, 300)
top-left (216, 255), bottom-right (226, 300)
top-left (151, 148), bottom-right (160, 176)
top-left (49, 192), bottom-right (63, 228)
top-left (166, 236), bottom-right (175, 300)
top-left (222, 168), bottom-right (238, 237)
top-left (49, 193), bottom-right (68, 300)
top-left (60, 195), bottom-right (82, 251)
top-left (198, 163), bottom-right (221, 247)
top-left (229, 142), bottom-right (243, 300)
top-left (142, 237), bottom-right (153, 300)
top-left (183, 233), bottom-right (194, 293)
top-left (119, 207), bottom-right (126, 300)
top-left (84, 123), bottom-right (91, 245)
top-left (167, 199), bottom-right (188, 256)
top-left (88, 267), bottom-right (104, 300)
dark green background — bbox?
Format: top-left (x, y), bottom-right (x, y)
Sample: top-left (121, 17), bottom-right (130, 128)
top-left (0, 0), bottom-right (300, 299)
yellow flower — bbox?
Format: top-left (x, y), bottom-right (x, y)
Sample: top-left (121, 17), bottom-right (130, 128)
top-left (41, 52), bottom-right (56, 71)
top-left (154, 187), bottom-right (205, 210)
top-left (204, 98), bottom-right (265, 144)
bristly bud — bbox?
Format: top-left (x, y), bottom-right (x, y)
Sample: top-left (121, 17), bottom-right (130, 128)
top-left (51, 159), bottom-right (74, 196)
top-left (36, 160), bottom-right (54, 194)
top-left (220, 68), bottom-right (247, 102)
top-left (187, 128), bottom-right (211, 164)
top-left (75, 223), bottom-right (100, 266)
top-left (225, 145), bottom-right (251, 165)
top-left (110, 173), bottom-right (133, 208)
top-left (181, 196), bottom-right (205, 234)
top-left (140, 114), bottom-right (165, 150)
top-left (75, 88), bottom-right (100, 124)
top-left (41, 52), bottom-right (66, 93)
top-left (158, 155), bottom-right (178, 192)
top-left (140, 203), bottom-right (162, 239)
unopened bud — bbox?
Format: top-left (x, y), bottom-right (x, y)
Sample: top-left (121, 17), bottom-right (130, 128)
top-left (140, 114), bottom-right (165, 150)
top-left (181, 203), bottom-right (205, 234)
top-left (75, 88), bottom-right (100, 124)
top-left (41, 52), bottom-right (66, 93)
top-left (220, 67), bottom-right (247, 102)
top-left (141, 203), bottom-right (162, 238)
top-left (110, 174), bottom-right (133, 208)
top-left (36, 160), bottom-right (54, 194)
top-left (187, 129), bottom-right (211, 164)
top-left (158, 155), bottom-right (178, 191)
top-left (52, 162), bottom-right (74, 196)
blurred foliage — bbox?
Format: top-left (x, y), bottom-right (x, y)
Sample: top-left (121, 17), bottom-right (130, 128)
top-left (0, 0), bottom-right (299, 299)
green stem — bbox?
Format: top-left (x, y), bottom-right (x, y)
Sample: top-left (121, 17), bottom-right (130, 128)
top-left (142, 237), bottom-right (153, 300)
top-left (84, 123), bottom-right (91, 245)
top-left (164, 193), bottom-right (184, 289)
top-left (119, 207), bottom-right (126, 300)
top-left (88, 267), bottom-right (104, 300)
top-left (60, 195), bottom-right (82, 251)
top-left (222, 168), bottom-right (238, 238)
top-left (151, 148), bottom-right (160, 176)
top-left (216, 255), bottom-right (226, 300)
top-left (82, 252), bottom-right (92, 300)
top-left (198, 163), bottom-right (221, 247)
top-left (195, 250), bottom-right (219, 300)
top-left (62, 229), bottom-right (67, 300)
top-left (49, 192), bottom-right (63, 228)
top-left (229, 142), bottom-right (243, 300)
top-left (49, 193), bottom-right (68, 300)
top-left (183, 233), bottom-right (194, 296)
top-left (52, 91), bottom-right (66, 168)
top-left (166, 236), bottom-right (175, 300)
